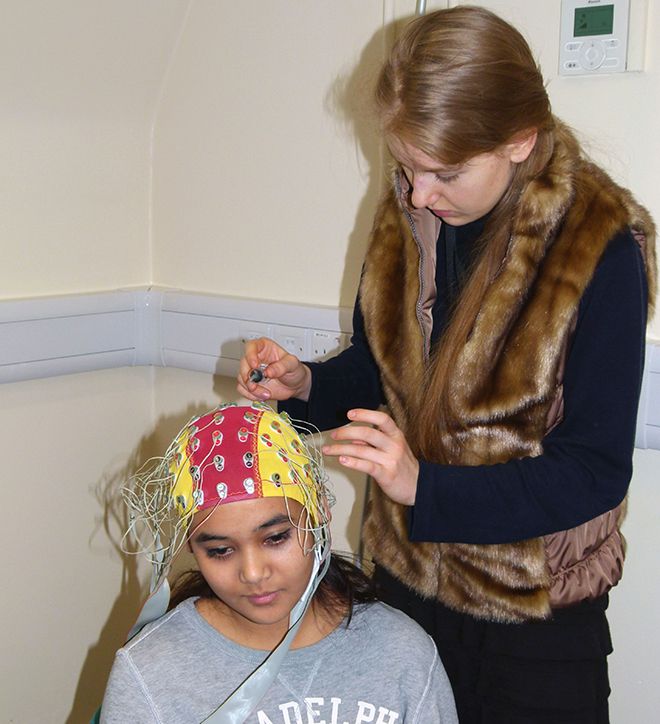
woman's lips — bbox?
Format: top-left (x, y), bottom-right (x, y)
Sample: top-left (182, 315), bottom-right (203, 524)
top-left (247, 591), bottom-right (279, 605)
top-left (430, 209), bottom-right (456, 218)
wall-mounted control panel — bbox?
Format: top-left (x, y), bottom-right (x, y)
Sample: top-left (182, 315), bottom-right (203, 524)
top-left (559, 0), bottom-right (634, 75)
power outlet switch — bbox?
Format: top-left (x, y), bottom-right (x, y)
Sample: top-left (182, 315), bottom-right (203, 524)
top-left (311, 330), bottom-right (349, 361)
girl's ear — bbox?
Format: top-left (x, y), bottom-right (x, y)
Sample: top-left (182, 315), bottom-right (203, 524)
top-left (507, 129), bottom-right (538, 163)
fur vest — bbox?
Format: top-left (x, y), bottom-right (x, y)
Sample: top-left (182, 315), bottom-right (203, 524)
top-left (360, 132), bottom-right (656, 623)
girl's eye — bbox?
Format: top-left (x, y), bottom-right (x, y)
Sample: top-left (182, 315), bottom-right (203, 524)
top-left (265, 528), bottom-right (292, 547)
top-left (206, 546), bottom-right (232, 559)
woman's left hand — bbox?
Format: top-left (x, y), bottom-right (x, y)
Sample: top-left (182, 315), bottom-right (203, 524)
top-left (322, 409), bottom-right (419, 506)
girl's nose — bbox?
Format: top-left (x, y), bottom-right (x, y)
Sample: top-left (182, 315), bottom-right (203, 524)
top-left (239, 549), bottom-right (270, 585)
top-left (410, 174), bottom-right (439, 209)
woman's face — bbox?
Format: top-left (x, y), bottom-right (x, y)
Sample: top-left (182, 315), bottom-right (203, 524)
top-left (389, 136), bottom-right (535, 226)
top-left (189, 497), bottom-right (314, 645)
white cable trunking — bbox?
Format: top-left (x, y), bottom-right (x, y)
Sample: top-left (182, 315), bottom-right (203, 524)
top-left (1, 288), bottom-right (658, 450)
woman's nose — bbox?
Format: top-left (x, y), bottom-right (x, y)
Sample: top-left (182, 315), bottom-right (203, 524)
top-left (239, 549), bottom-right (270, 584)
top-left (410, 174), bottom-right (439, 209)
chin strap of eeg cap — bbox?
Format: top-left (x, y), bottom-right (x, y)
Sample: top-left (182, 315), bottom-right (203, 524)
top-left (201, 534), bottom-right (331, 724)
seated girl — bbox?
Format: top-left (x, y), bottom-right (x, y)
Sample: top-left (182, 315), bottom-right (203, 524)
top-left (100, 402), bottom-right (458, 723)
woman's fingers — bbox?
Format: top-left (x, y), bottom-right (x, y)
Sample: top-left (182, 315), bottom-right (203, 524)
top-left (329, 423), bottom-right (388, 447)
top-left (236, 337), bottom-right (312, 402)
top-left (323, 441), bottom-right (384, 465)
top-left (346, 407), bottom-right (400, 433)
top-left (262, 352), bottom-right (302, 381)
top-left (326, 409), bottom-right (403, 453)
top-left (323, 408), bottom-right (418, 506)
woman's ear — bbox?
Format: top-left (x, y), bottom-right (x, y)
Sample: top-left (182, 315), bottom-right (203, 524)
top-left (507, 129), bottom-right (538, 163)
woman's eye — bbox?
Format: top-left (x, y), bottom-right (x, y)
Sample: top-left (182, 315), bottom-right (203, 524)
top-left (265, 528), bottom-right (292, 547)
top-left (436, 173), bottom-right (459, 183)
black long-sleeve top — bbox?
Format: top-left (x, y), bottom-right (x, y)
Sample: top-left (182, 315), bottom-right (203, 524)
top-left (282, 224), bottom-right (648, 545)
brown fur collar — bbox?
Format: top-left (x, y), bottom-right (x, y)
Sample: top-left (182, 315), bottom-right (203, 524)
top-left (360, 132), bottom-right (656, 622)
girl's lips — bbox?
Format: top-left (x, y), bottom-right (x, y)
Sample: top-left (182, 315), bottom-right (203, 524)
top-left (247, 591), bottom-right (279, 606)
top-left (430, 209), bottom-right (456, 218)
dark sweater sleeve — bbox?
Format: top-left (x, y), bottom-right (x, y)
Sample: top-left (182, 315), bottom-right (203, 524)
top-left (409, 230), bottom-right (648, 544)
top-left (280, 294), bottom-right (385, 431)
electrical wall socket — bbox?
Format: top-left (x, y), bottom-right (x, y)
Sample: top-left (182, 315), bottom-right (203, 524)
top-left (239, 323), bottom-right (272, 345)
top-left (310, 330), bottom-right (349, 361)
top-left (236, 324), bottom-right (349, 363)
top-left (236, 320), bottom-right (273, 359)
top-left (272, 324), bottom-right (308, 358)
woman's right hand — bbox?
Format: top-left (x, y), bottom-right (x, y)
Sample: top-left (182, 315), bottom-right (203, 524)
top-left (237, 337), bottom-right (312, 402)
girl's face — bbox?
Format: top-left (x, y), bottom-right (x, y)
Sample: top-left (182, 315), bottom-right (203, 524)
top-left (389, 136), bottom-right (535, 226)
top-left (189, 497), bottom-right (314, 647)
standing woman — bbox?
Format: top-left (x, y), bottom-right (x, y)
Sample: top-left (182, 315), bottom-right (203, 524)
top-left (238, 7), bottom-right (656, 722)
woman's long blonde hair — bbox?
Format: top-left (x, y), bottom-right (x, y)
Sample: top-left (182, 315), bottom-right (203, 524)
top-left (375, 6), bottom-right (572, 461)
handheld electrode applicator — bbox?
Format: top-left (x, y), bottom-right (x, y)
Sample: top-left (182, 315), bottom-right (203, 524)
top-left (248, 363), bottom-right (268, 384)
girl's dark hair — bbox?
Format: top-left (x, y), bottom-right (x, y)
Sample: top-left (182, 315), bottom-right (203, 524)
top-left (168, 552), bottom-right (377, 624)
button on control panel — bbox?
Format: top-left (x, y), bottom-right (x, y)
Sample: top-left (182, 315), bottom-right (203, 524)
top-left (560, 0), bottom-right (629, 75)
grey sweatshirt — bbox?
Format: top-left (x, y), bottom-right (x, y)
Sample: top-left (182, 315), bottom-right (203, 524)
top-left (100, 598), bottom-right (458, 724)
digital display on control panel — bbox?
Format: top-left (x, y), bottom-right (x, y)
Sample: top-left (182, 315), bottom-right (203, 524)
top-left (574, 5), bottom-right (615, 37)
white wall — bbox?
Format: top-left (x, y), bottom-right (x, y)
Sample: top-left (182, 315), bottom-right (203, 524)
top-left (152, 0), bottom-right (386, 307)
top-left (0, 367), bottom-right (155, 723)
top-left (0, 1), bottom-right (658, 722)
top-left (0, 0), bottom-right (188, 298)
top-left (0, 2), bottom-right (184, 722)
top-left (609, 447), bottom-right (660, 720)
